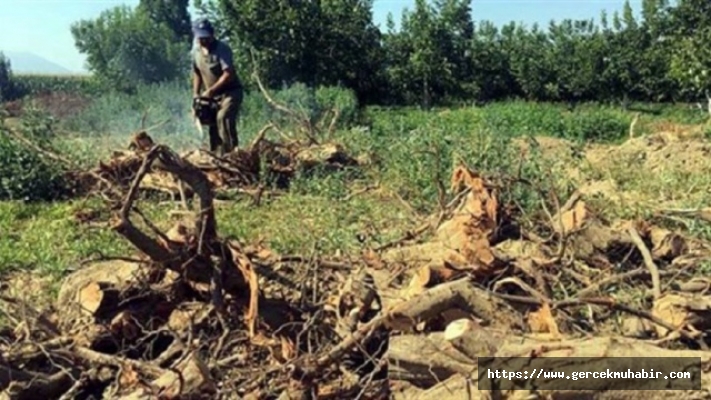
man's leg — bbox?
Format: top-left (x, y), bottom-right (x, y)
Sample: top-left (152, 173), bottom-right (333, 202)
top-left (216, 95), bottom-right (239, 154)
top-left (208, 123), bottom-right (222, 155)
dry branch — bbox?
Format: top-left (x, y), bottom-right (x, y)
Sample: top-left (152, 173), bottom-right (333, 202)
top-left (627, 226), bottom-right (662, 299)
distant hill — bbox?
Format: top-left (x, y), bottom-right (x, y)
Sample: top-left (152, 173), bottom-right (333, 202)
top-left (1, 51), bottom-right (74, 75)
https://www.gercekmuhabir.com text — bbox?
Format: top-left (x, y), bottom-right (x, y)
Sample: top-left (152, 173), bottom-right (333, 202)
top-left (477, 357), bottom-right (702, 390)
top-left (486, 368), bottom-right (692, 381)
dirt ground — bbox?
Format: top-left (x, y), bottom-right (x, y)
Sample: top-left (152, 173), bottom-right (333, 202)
top-left (513, 126), bottom-right (711, 211)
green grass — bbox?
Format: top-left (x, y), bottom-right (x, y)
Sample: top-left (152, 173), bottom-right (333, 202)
top-left (0, 190), bottom-right (415, 280)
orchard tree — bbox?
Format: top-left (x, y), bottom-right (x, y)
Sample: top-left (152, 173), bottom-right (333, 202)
top-left (546, 19), bottom-right (605, 105)
top-left (201, 0), bottom-right (384, 102)
top-left (668, 0), bottom-right (711, 110)
top-left (0, 53), bottom-right (12, 102)
top-left (71, 5), bottom-right (190, 92)
top-left (506, 23), bottom-right (554, 100)
top-left (468, 21), bottom-right (514, 102)
top-left (137, 0), bottom-right (193, 45)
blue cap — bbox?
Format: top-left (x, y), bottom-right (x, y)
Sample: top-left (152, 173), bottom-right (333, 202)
top-left (192, 18), bottom-right (214, 38)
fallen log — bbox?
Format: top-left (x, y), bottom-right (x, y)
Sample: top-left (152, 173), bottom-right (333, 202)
top-left (386, 332), bottom-right (474, 387)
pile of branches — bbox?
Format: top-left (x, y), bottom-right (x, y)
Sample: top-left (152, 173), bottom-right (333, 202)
top-left (0, 141), bottom-right (367, 399)
top-left (4, 141), bottom-right (711, 399)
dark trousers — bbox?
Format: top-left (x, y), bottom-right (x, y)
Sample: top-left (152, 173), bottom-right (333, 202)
top-left (208, 88), bottom-right (243, 155)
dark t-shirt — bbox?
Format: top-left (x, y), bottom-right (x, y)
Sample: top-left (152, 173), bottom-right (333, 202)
top-left (192, 40), bottom-right (242, 97)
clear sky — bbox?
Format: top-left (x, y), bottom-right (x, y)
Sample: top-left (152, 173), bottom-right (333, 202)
top-left (0, 0), bottom-right (641, 73)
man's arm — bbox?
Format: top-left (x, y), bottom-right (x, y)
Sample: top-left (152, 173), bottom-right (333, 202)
top-left (203, 44), bottom-right (236, 96)
top-left (192, 63), bottom-right (202, 97)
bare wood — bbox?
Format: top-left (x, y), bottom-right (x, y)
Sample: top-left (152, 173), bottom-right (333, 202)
top-left (251, 71), bottom-right (318, 145)
top-left (627, 227), bottom-right (662, 299)
top-left (0, 295), bottom-right (60, 337)
top-left (248, 123), bottom-right (275, 151)
top-left (112, 146), bottom-right (172, 263)
top-left (77, 282), bottom-right (120, 317)
top-left (576, 268), bottom-right (676, 298)
top-left (443, 318), bottom-right (505, 360)
top-left (386, 332), bottom-right (475, 387)
top-left (401, 331), bottom-right (711, 399)
top-left (1, 337), bottom-right (73, 365)
top-left (152, 146), bottom-right (217, 249)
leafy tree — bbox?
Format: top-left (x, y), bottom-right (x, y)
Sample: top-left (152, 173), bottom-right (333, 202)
top-left (0, 53), bottom-right (14, 102)
top-left (506, 23), bottom-right (555, 100)
top-left (205, 0), bottom-right (384, 104)
top-left (71, 5), bottom-right (190, 92)
top-left (385, 0), bottom-right (475, 107)
top-left (56, 0), bottom-right (711, 108)
top-left (137, 0), bottom-right (193, 45)
top-left (668, 0), bottom-right (711, 109)
top-left (467, 21), bottom-right (514, 102)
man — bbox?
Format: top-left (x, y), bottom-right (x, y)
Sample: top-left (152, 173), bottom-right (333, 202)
top-left (191, 18), bottom-right (244, 155)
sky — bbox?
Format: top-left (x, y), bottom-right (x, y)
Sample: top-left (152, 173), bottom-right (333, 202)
top-left (0, 0), bottom-right (642, 73)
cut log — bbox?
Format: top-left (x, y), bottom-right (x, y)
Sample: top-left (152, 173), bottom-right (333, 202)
top-left (403, 264), bottom-right (459, 299)
top-left (77, 282), bottom-right (121, 317)
top-left (386, 333), bottom-right (474, 387)
top-left (384, 278), bottom-right (523, 332)
top-left (55, 260), bottom-right (149, 331)
top-left (443, 318), bottom-right (506, 360)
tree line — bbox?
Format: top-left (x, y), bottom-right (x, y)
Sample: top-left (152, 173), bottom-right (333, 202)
top-left (5, 0), bottom-right (711, 108)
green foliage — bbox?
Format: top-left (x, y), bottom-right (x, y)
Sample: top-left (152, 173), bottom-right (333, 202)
top-left (137, 0), bottom-right (192, 44)
top-left (479, 102), bottom-right (631, 142)
top-left (70, 4), bottom-right (191, 93)
top-left (0, 110), bottom-right (69, 202)
top-left (0, 52), bottom-right (24, 102)
top-left (47, 0), bottom-right (711, 108)
top-left (203, 0), bottom-right (385, 103)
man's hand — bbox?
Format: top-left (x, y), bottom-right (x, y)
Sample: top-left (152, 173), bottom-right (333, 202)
top-left (201, 88), bottom-right (214, 98)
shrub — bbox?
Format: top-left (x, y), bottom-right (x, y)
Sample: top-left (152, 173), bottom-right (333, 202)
top-left (0, 111), bottom-right (67, 201)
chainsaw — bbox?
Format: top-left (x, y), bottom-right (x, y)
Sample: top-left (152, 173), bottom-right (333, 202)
top-left (191, 96), bottom-right (219, 142)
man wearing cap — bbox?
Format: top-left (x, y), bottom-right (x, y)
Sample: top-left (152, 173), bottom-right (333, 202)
top-left (191, 18), bottom-right (244, 155)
